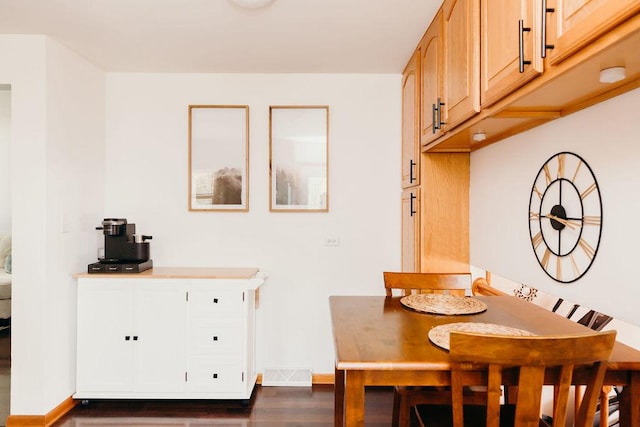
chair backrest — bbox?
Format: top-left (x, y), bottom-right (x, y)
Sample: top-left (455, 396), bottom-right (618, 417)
top-left (383, 272), bottom-right (471, 297)
top-left (552, 298), bottom-right (613, 331)
top-left (448, 330), bottom-right (617, 427)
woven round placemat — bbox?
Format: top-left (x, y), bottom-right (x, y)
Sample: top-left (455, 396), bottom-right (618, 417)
top-left (428, 322), bottom-right (536, 350)
top-left (400, 294), bottom-right (487, 315)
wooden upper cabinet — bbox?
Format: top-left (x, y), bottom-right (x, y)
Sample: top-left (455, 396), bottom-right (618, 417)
top-left (402, 51), bottom-right (420, 189)
top-left (481, 0), bottom-right (543, 107)
top-left (420, 10), bottom-right (444, 145)
top-left (443, 0), bottom-right (481, 130)
top-left (545, 0), bottom-right (640, 65)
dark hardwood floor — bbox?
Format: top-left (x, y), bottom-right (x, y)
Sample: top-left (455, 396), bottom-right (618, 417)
top-left (53, 385), bottom-right (395, 426)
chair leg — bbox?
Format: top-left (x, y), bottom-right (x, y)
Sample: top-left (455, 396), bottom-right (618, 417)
top-left (575, 385), bottom-right (584, 422)
top-left (600, 386), bottom-right (611, 427)
top-left (392, 388), bottom-right (401, 427)
top-left (392, 388), bottom-right (412, 427)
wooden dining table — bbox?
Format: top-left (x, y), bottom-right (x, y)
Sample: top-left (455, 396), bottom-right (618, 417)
top-left (330, 295), bottom-right (640, 427)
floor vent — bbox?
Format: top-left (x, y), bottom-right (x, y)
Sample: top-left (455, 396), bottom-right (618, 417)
top-left (262, 368), bottom-right (312, 387)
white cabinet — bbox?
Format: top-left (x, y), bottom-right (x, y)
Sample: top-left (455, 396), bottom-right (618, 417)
top-left (75, 268), bottom-right (263, 400)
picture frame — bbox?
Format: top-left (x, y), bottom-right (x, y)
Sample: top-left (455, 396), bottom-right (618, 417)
top-left (269, 106), bottom-right (329, 212)
top-left (188, 105), bottom-right (249, 211)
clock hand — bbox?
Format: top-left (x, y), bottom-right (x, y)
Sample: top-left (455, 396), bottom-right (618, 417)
top-left (558, 223), bottom-right (562, 255)
top-left (545, 214), bottom-right (581, 230)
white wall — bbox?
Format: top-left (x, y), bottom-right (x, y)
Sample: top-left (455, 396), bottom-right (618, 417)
top-left (0, 35), bottom-right (105, 416)
top-left (43, 38), bottom-right (105, 411)
top-left (105, 73), bottom-right (402, 374)
top-left (0, 86), bottom-right (10, 233)
top-left (470, 87), bottom-right (640, 327)
top-left (0, 34), bottom-right (49, 416)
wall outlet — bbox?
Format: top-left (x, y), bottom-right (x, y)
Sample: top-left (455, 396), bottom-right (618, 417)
top-left (324, 236), bottom-right (340, 246)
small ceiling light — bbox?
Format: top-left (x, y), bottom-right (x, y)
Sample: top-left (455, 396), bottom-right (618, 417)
top-left (229, 0), bottom-right (275, 9)
top-left (599, 66), bottom-right (626, 84)
top-left (472, 132), bottom-right (487, 142)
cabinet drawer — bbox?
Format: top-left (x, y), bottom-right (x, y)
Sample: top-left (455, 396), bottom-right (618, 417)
top-left (188, 359), bottom-right (244, 393)
top-left (189, 289), bottom-right (243, 318)
top-left (189, 323), bottom-right (243, 356)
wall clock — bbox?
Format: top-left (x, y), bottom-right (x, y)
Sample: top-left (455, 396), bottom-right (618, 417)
top-left (528, 152), bottom-right (603, 283)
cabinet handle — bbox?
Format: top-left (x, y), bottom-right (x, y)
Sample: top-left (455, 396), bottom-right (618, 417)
top-left (133, 336), bottom-right (138, 341)
top-left (431, 103), bottom-right (437, 134)
top-left (436, 97), bottom-right (445, 130)
top-left (213, 336), bottom-right (218, 341)
top-left (125, 336), bottom-right (130, 341)
top-left (541, 0), bottom-right (555, 58)
top-left (410, 192), bottom-right (416, 217)
top-left (213, 298), bottom-right (219, 304)
top-left (409, 160), bottom-right (416, 183)
top-left (212, 373), bottom-right (218, 379)
top-left (519, 20), bottom-right (532, 73)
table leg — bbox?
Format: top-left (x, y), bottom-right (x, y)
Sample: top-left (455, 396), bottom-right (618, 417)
top-left (335, 366), bottom-right (345, 427)
top-left (619, 371), bottom-right (640, 427)
top-left (344, 370), bottom-right (365, 427)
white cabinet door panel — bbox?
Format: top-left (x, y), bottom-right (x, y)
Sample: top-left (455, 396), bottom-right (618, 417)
top-left (134, 282), bottom-right (187, 392)
top-left (76, 281), bottom-right (134, 393)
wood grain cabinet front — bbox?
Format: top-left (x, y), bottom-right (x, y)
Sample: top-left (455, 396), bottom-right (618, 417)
top-left (442, 0), bottom-right (481, 129)
top-left (544, 0), bottom-right (640, 65)
top-left (420, 9), bottom-right (445, 146)
top-left (481, 0), bottom-right (543, 108)
top-left (402, 50), bottom-right (421, 189)
top-left (401, 187), bottom-right (421, 272)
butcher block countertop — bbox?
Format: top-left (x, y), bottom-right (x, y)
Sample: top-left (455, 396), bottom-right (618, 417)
top-left (75, 267), bottom-right (260, 279)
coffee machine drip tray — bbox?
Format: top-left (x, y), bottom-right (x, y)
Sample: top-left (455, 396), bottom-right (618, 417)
top-left (88, 259), bottom-right (153, 274)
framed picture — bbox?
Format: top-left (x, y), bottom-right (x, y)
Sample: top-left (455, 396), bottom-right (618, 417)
top-left (269, 106), bottom-right (329, 212)
top-left (188, 105), bottom-right (249, 211)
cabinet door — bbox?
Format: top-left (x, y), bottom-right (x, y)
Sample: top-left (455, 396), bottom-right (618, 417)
top-left (481, 0), bottom-right (542, 107)
top-left (401, 187), bottom-right (420, 272)
top-left (443, 0), bottom-right (480, 129)
top-left (545, 0), bottom-right (640, 65)
top-left (420, 10), bottom-right (444, 145)
top-left (76, 281), bottom-right (134, 393)
top-left (133, 281), bottom-right (187, 393)
top-left (402, 51), bottom-right (420, 189)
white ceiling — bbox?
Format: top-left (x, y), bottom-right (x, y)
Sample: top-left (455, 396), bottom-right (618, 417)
top-left (0, 0), bottom-right (440, 73)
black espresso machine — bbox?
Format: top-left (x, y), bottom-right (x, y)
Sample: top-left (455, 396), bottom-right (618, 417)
top-left (88, 218), bottom-right (153, 273)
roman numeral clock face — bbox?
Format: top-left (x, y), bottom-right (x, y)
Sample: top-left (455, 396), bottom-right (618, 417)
top-left (528, 152), bottom-right (603, 283)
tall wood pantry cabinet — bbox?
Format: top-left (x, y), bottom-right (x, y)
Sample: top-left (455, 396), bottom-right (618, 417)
top-left (401, 50), bottom-right (422, 272)
top-left (400, 0), bottom-right (479, 273)
top-left (74, 268), bottom-right (264, 400)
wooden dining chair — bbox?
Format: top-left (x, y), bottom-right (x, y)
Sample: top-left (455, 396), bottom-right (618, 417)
top-left (551, 297), bottom-right (616, 427)
top-left (383, 272), bottom-right (480, 427)
top-left (413, 329), bottom-right (617, 427)
top-left (383, 271), bottom-right (471, 297)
